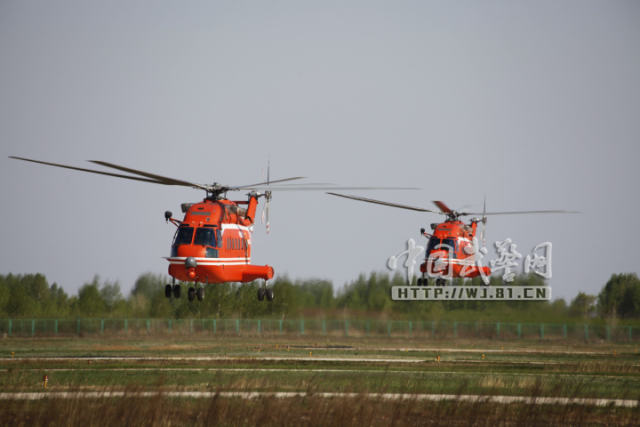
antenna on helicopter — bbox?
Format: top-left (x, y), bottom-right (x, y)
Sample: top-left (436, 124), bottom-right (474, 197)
top-left (261, 159), bottom-right (272, 234)
top-left (480, 195), bottom-right (487, 248)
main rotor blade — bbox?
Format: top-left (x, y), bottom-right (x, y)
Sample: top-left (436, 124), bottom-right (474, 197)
top-left (89, 160), bottom-right (209, 190)
top-left (248, 185), bottom-right (420, 191)
top-left (327, 192), bottom-right (437, 213)
top-left (9, 156), bottom-right (165, 185)
top-left (462, 209), bottom-right (580, 216)
top-left (267, 182), bottom-right (335, 186)
top-left (236, 176), bottom-right (306, 189)
top-left (433, 201), bottom-right (453, 214)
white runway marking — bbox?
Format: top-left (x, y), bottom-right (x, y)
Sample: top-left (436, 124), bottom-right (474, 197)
top-left (1, 367), bottom-right (635, 380)
top-left (6, 355), bottom-right (636, 368)
top-left (4, 356), bottom-right (428, 363)
top-left (357, 347), bottom-right (633, 356)
top-left (286, 346), bottom-right (633, 356)
top-left (0, 391), bottom-right (636, 408)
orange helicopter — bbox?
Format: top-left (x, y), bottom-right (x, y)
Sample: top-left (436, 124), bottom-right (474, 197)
top-left (10, 156), bottom-right (412, 302)
top-left (328, 193), bottom-right (577, 286)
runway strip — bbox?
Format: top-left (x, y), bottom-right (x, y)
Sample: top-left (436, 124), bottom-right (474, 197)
top-left (354, 347), bottom-right (633, 356)
top-left (6, 355), bottom-right (638, 368)
top-left (4, 356), bottom-right (428, 363)
top-left (1, 367), bottom-right (634, 380)
top-left (0, 355), bottom-right (571, 365)
top-left (0, 391), bottom-right (636, 408)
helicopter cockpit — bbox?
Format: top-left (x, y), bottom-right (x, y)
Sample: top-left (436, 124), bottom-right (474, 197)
top-left (171, 225), bottom-right (220, 257)
top-left (426, 237), bottom-right (457, 259)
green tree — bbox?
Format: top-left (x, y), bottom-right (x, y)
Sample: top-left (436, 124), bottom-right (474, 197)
top-left (131, 273), bottom-right (174, 317)
top-left (100, 281), bottom-right (128, 315)
top-left (271, 278), bottom-right (299, 318)
top-left (568, 292), bottom-right (596, 319)
top-left (75, 277), bottom-right (106, 316)
top-left (598, 273), bottom-right (640, 318)
top-left (0, 276), bottom-right (12, 316)
top-left (3, 274), bottom-right (54, 317)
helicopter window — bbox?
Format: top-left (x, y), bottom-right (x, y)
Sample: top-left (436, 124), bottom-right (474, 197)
top-left (440, 239), bottom-right (457, 258)
top-left (206, 247), bottom-right (218, 258)
top-left (426, 237), bottom-right (440, 255)
top-left (426, 237), bottom-right (456, 258)
top-left (194, 227), bottom-right (217, 247)
top-left (174, 227), bottom-right (194, 245)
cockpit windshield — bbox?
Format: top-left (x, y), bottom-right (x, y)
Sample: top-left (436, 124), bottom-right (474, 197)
top-left (440, 238), bottom-right (457, 258)
top-left (174, 226), bottom-right (194, 245)
top-left (426, 237), bottom-right (440, 254)
top-left (194, 227), bottom-right (218, 247)
top-left (426, 237), bottom-right (457, 259)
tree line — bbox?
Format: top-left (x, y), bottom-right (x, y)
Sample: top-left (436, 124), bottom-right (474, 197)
top-left (0, 272), bottom-right (639, 321)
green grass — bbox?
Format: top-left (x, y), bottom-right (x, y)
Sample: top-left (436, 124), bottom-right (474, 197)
top-left (1, 337), bottom-right (639, 398)
top-left (2, 361), bottom-right (639, 399)
top-left (1, 336), bottom-right (639, 425)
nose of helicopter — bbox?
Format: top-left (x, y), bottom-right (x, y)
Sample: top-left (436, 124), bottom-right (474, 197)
top-left (185, 257), bottom-right (197, 279)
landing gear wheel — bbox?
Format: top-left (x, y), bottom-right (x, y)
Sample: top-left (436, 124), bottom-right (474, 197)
top-left (173, 284), bottom-right (181, 298)
top-left (257, 287), bottom-right (266, 301)
top-left (265, 288), bottom-right (274, 301)
top-left (165, 284), bottom-right (172, 298)
top-left (197, 287), bottom-right (204, 301)
top-left (436, 278), bottom-right (446, 286)
top-left (188, 287), bottom-right (195, 302)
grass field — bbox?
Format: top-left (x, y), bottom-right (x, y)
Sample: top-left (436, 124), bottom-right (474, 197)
top-left (1, 336), bottom-right (639, 425)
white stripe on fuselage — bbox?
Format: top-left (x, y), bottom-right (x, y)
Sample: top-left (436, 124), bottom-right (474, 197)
top-left (221, 224), bottom-right (253, 232)
top-left (220, 223), bottom-right (252, 244)
top-left (166, 257), bottom-right (250, 266)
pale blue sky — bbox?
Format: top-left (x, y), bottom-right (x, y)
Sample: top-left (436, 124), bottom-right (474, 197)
top-left (1, 1), bottom-right (639, 301)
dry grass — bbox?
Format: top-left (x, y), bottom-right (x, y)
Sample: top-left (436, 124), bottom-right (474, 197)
top-left (1, 387), bottom-right (638, 427)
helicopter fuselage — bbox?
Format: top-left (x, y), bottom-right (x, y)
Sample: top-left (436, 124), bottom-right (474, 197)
top-left (420, 219), bottom-right (491, 280)
top-left (165, 195), bottom-right (274, 284)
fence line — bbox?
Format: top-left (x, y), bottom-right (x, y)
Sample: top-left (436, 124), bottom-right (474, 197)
top-left (0, 318), bottom-right (637, 342)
